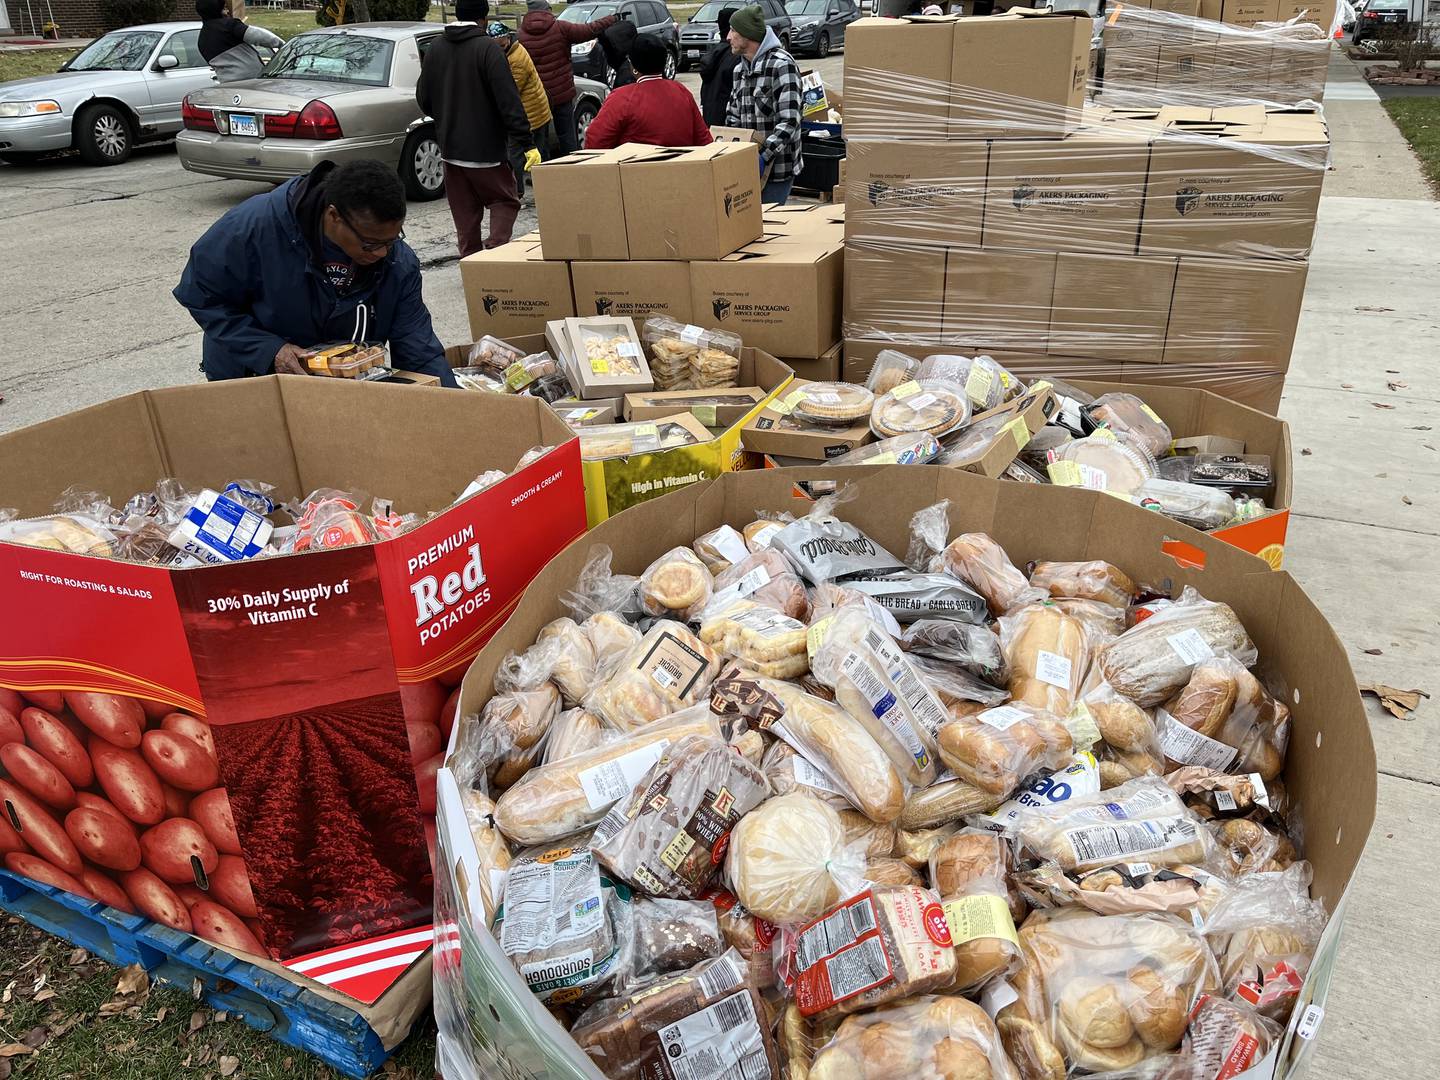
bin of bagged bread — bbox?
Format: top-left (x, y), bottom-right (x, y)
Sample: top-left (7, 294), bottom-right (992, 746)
top-left (431, 466), bottom-right (1374, 1080)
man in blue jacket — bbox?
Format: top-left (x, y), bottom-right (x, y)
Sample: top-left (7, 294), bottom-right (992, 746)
top-left (174, 159), bottom-right (458, 386)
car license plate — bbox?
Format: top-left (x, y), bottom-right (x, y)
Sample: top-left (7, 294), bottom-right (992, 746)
top-left (230, 113), bottom-right (259, 137)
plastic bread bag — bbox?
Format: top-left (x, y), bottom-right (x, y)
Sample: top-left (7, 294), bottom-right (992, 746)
top-left (1155, 658), bottom-right (1289, 782)
top-left (840, 569), bottom-right (989, 626)
top-left (767, 512), bottom-right (906, 586)
top-left (542, 707), bottom-right (617, 766)
top-left (532, 617), bottom-right (598, 706)
top-left (585, 620), bottom-right (723, 733)
top-left (809, 607), bottom-right (946, 787)
top-left (483, 684), bottom-right (563, 790)
top-left (895, 822), bottom-right (962, 871)
top-left (936, 703), bottom-right (1074, 799)
top-left (704, 887), bottom-right (780, 990)
top-left (807, 581), bottom-right (905, 643)
top-left (589, 734), bottom-right (771, 899)
top-left (826, 431), bottom-right (942, 467)
top-left (1013, 776), bottom-right (1213, 875)
top-left (909, 654), bottom-right (1009, 709)
top-left (1172, 994), bottom-right (1281, 1080)
top-left (1013, 861), bottom-right (1224, 920)
top-left (936, 533), bottom-right (1046, 616)
top-left (724, 793), bottom-right (866, 925)
top-left (919, 351), bottom-right (1025, 413)
top-left (865, 857), bottom-right (925, 889)
top-left (698, 600), bottom-right (809, 679)
top-left (692, 523), bottom-right (750, 575)
top-left (492, 709), bottom-right (724, 846)
top-left (571, 949), bottom-right (779, 1080)
top-left (562, 544), bottom-right (642, 621)
top-left (899, 619), bottom-right (1007, 684)
top-left (1072, 682), bottom-right (1165, 791)
top-left (1133, 478), bottom-right (1237, 533)
top-left (1199, 863), bottom-right (1327, 1020)
top-left (709, 547), bottom-right (811, 621)
top-left (1208, 818), bottom-right (1298, 879)
top-left (729, 727), bottom-right (767, 768)
top-left (1000, 603), bottom-right (1092, 716)
top-left (458, 790), bottom-right (512, 928)
top-left (777, 885), bottom-right (958, 1023)
top-left (1085, 392), bottom-right (1174, 461)
top-left (582, 610), bottom-right (644, 682)
top-left (1052, 597), bottom-right (1129, 640)
top-left (741, 511), bottom-right (796, 554)
top-left (808, 994), bottom-right (1021, 1080)
top-left (1166, 768), bottom-right (1276, 820)
top-left (638, 546), bottom-right (715, 620)
top-left (1029, 561), bottom-right (1137, 610)
top-left (0, 514), bottom-right (118, 557)
top-left (492, 838), bottom-right (632, 1005)
top-left (1098, 588), bottom-right (1258, 708)
top-left (612, 896), bottom-right (726, 996)
top-left (899, 774), bottom-right (1007, 832)
top-left (839, 809), bottom-right (899, 863)
top-left (864, 348), bottom-right (921, 396)
top-left (761, 738), bottom-right (852, 811)
top-left (930, 829), bottom-right (1026, 985)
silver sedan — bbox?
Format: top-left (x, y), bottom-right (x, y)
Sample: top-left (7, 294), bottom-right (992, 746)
top-left (176, 22), bottom-right (608, 200)
top-left (0, 21), bottom-right (217, 166)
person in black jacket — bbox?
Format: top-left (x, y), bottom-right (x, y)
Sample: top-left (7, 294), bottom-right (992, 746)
top-left (599, 12), bottom-right (639, 87)
top-left (417, 0), bottom-right (536, 256)
top-left (699, 7), bottom-right (740, 126)
top-left (196, 0), bottom-right (283, 81)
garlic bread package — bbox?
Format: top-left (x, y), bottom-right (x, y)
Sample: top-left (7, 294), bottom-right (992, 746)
top-left (841, 570), bottom-right (989, 625)
top-left (709, 547), bottom-right (811, 621)
top-left (936, 703), bottom-right (1074, 798)
top-left (1001, 603), bottom-right (1092, 717)
top-left (725, 793), bottom-right (864, 926)
top-left (1098, 588), bottom-right (1258, 708)
top-left (585, 620), bottom-right (723, 733)
top-left (781, 885), bottom-right (958, 1022)
top-left (1156, 657), bottom-right (1290, 782)
top-left (901, 618), bottom-right (1008, 684)
top-left (493, 839), bottom-right (633, 1005)
top-left (929, 830), bottom-right (1024, 992)
top-left (1029, 560), bottom-right (1137, 610)
top-left (807, 994), bottom-right (1020, 1080)
top-left (698, 600), bottom-right (809, 678)
top-left (639, 546), bottom-right (715, 620)
top-left (767, 513), bottom-right (905, 585)
top-left (494, 710), bottom-right (723, 846)
top-left (589, 734), bottom-right (770, 898)
top-left (811, 608), bottom-right (947, 787)
top-left (1014, 775), bottom-right (1212, 874)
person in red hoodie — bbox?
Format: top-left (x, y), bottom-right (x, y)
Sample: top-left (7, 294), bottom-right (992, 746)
top-left (519, 0), bottom-right (616, 155)
top-left (583, 35), bottom-right (712, 150)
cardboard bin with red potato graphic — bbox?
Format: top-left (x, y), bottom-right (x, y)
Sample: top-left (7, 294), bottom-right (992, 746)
top-left (0, 377), bottom-right (586, 1044)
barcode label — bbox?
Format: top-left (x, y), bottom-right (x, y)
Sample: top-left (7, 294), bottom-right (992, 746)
top-left (1156, 708), bottom-right (1239, 772)
top-left (796, 896), bottom-right (877, 971)
top-left (696, 951), bottom-right (746, 1000)
top-left (653, 657), bottom-right (684, 689)
top-left (824, 934), bottom-right (891, 1002)
top-left (1064, 817), bottom-right (1197, 865)
top-left (791, 755), bottom-right (846, 796)
top-left (905, 392), bottom-right (939, 411)
top-left (980, 705), bottom-right (1029, 731)
top-left (577, 741), bottom-right (669, 810)
top-left (1167, 628), bottom-right (1214, 665)
top-left (1215, 789), bottom-right (1238, 812)
top-left (680, 324), bottom-right (706, 345)
top-left (657, 987), bottom-right (772, 1080)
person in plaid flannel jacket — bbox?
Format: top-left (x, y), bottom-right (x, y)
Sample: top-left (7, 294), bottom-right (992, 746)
top-left (724, 4), bottom-right (804, 205)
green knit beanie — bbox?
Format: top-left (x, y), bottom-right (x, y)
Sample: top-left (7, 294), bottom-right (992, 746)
top-left (730, 4), bottom-right (765, 41)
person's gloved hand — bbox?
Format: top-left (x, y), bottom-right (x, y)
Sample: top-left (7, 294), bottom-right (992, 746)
top-left (524, 148), bottom-right (542, 171)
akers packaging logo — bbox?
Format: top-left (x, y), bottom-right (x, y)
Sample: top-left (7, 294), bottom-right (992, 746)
top-left (1176, 187), bottom-right (1203, 216)
top-left (1013, 183), bottom-right (1035, 210)
top-left (594, 296), bottom-right (614, 315)
top-left (867, 179), bottom-right (892, 206)
top-left (712, 298), bottom-right (732, 321)
top-left (482, 294), bottom-right (499, 315)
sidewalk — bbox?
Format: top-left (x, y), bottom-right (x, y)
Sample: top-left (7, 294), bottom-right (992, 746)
top-left (1277, 46), bottom-right (1440, 1077)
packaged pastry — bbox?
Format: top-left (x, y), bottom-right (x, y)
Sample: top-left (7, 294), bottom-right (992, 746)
top-left (709, 548), bottom-right (811, 621)
top-left (493, 710), bottom-right (722, 845)
top-left (692, 523), bottom-right (750, 575)
top-left (479, 684), bottom-right (562, 789)
top-left (936, 703), bottom-right (1073, 798)
top-left (585, 621), bottom-right (723, 733)
top-left (301, 342), bottom-right (386, 378)
top-left (808, 995), bottom-right (1020, 1080)
top-left (826, 431), bottom-right (943, 467)
top-left (583, 610), bottom-right (644, 679)
top-left (762, 738), bottom-right (851, 809)
top-left (1001, 604), bottom-right (1090, 716)
top-left (639, 547), bottom-right (715, 619)
top-left (590, 734), bottom-right (770, 898)
top-left (870, 379), bottom-right (971, 440)
top-left (467, 334), bottom-right (526, 374)
top-left (493, 840), bottom-right (631, 1005)
top-left (866, 857), bottom-right (925, 888)
top-left (865, 349), bottom-right (920, 397)
top-left (900, 619), bottom-right (1006, 683)
top-left (909, 654), bottom-right (1009, 710)
top-left (535, 617), bottom-right (599, 705)
top-left (615, 897), bottom-right (726, 994)
top-left (841, 570), bottom-right (989, 626)
top-left (742, 515), bottom-right (792, 552)
top-left (783, 886), bottom-right (958, 1021)
top-left (578, 415), bottom-right (706, 461)
top-left (1190, 454), bottom-right (1274, 499)
top-left (1014, 775), bottom-right (1211, 873)
top-left (725, 793), bottom-right (860, 924)
top-left (1085, 392), bottom-right (1173, 460)
top-left (1028, 561), bottom-right (1136, 609)
top-left (699, 601), bottom-right (808, 678)
top-left (896, 823), bottom-right (961, 870)
top-left (936, 532), bottom-right (1046, 615)
top-left (920, 352), bottom-right (1025, 411)
top-left (458, 790), bottom-right (511, 928)
top-left (768, 515), bottom-right (905, 585)
top-left (1047, 431), bottom-right (1158, 497)
top-left (1210, 817), bottom-right (1297, 877)
top-left (1133, 478), bottom-right (1238, 532)
top-left (641, 315), bottom-right (743, 391)
top-left (1015, 860), bottom-right (1221, 919)
top-left (789, 382), bottom-right (875, 427)
top-left (1098, 588), bottom-right (1258, 708)
top-left (1077, 683), bottom-right (1166, 789)
top-left (571, 949), bottom-right (779, 1080)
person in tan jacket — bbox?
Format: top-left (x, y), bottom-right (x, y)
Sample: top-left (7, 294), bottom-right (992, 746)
top-left (489, 22), bottom-right (556, 202)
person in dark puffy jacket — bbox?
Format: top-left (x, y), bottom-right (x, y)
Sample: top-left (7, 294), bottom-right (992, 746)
top-left (518, 0), bottom-right (616, 154)
top-left (699, 7), bottom-right (740, 126)
top-left (598, 13), bottom-right (638, 87)
top-left (196, 0), bottom-right (282, 82)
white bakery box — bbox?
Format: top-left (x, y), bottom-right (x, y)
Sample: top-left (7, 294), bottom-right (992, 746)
top-left (430, 467), bottom-right (1375, 1080)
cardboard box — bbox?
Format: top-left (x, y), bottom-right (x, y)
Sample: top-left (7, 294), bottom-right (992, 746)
top-left (553, 401), bottom-right (620, 427)
top-left (842, 16), bottom-right (958, 140)
top-left (951, 12), bottom-right (1091, 138)
top-left (0, 378), bottom-right (586, 1007)
top-left (784, 340), bottom-right (843, 382)
top-left (1172, 433), bottom-right (1246, 455)
top-left (709, 126), bottom-right (762, 145)
top-left (1163, 256), bottom-right (1308, 367)
top-left (690, 237), bottom-right (843, 358)
top-left (620, 142), bottom-right (763, 261)
top-left (1048, 252), bottom-right (1179, 363)
top-left (549, 316), bottom-right (654, 399)
top-left (1158, 41), bottom-right (1217, 84)
top-left (843, 240), bottom-right (948, 340)
top-left (531, 146), bottom-right (647, 260)
top-left (436, 466), bottom-right (1374, 1080)
top-left (569, 260), bottom-right (694, 323)
top-left (1222, 0), bottom-right (1280, 25)
top-left (623, 386), bottom-right (769, 426)
top-left (1101, 45), bottom-right (1161, 90)
top-left (944, 248), bottom-right (1058, 352)
top-left (1210, 42), bottom-right (1273, 91)
top-left (739, 382), bottom-right (875, 460)
top-left (843, 141), bottom-right (988, 249)
top-left (940, 383), bottom-right (1060, 476)
top-left (460, 241), bottom-right (574, 341)
top-left (983, 134), bottom-right (1151, 256)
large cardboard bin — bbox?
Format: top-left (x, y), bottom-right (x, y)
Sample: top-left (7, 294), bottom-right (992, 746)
top-left (0, 378), bottom-right (585, 1011)
top-left (433, 467), bottom-right (1375, 1080)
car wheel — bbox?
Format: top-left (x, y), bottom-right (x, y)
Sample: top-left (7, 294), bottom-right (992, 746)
top-left (75, 103), bottom-right (133, 166)
top-left (817, 30), bottom-right (830, 57)
top-left (576, 99), bottom-right (599, 147)
top-left (664, 47), bottom-right (678, 79)
top-left (400, 128), bottom-right (446, 201)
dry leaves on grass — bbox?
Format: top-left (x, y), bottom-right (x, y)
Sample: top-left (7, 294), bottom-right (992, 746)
top-left (1361, 683), bottom-right (1430, 720)
top-left (115, 965), bottom-right (150, 997)
top-left (188, 1009), bottom-right (209, 1034)
top-left (0, 1046), bottom-right (34, 1059)
top-left (220, 1055), bottom-right (240, 1076)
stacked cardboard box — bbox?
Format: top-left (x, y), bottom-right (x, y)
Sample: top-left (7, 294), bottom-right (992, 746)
top-left (459, 143), bottom-right (847, 379)
top-left (841, 14), bottom-right (1327, 411)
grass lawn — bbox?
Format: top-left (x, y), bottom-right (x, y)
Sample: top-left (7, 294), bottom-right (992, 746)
top-left (0, 915), bottom-right (435, 1080)
top-left (1382, 96), bottom-right (1440, 192)
top-left (0, 47), bottom-right (79, 83)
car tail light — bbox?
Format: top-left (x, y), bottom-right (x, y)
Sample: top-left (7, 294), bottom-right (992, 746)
top-left (182, 98), bottom-right (217, 132)
top-left (1362, 9), bottom-right (1378, 16)
top-left (265, 100), bottom-right (343, 140)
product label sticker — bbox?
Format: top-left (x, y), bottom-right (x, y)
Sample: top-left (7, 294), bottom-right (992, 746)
top-left (638, 630), bottom-right (712, 698)
top-left (1078, 464), bottom-right (1109, 491)
top-left (1296, 1003), bottom-right (1324, 1041)
top-left (577, 741), bottom-right (670, 810)
top-left (654, 989), bottom-right (769, 1080)
top-left (906, 392), bottom-right (940, 412)
top-left (769, 390), bottom-right (807, 417)
top-left (980, 978), bottom-right (1020, 1019)
top-left (1214, 789), bottom-right (1238, 812)
top-left (868, 452), bottom-right (898, 465)
top-left (694, 404), bottom-right (718, 427)
top-left (1034, 649), bottom-right (1073, 691)
top-left (591, 358), bottom-right (610, 374)
top-left (1062, 816), bottom-right (1198, 865)
top-left (1140, 403), bottom-right (1164, 424)
top-left (504, 361), bottom-right (535, 390)
top-left (707, 525), bottom-right (750, 566)
top-left (793, 892), bottom-right (894, 1014)
top-left (891, 381), bottom-right (920, 399)
top-left (1166, 628), bottom-right (1214, 665)
top-left (805, 615), bottom-right (835, 660)
top-left (941, 894), bottom-right (1019, 948)
top-left (979, 705), bottom-right (1030, 731)
top-left (809, 391), bottom-right (842, 405)
top-left (680, 324), bottom-right (706, 345)
top-left (792, 754), bottom-right (846, 796)
top-left (616, 342), bottom-right (642, 358)
top-left (749, 522), bottom-right (784, 550)
top-left (1156, 708), bottom-right (1239, 772)
top-left (965, 366), bottom-right (993, 407)
top-left (632, 423), bottom-right (659, 439)
top-left (1047, 460), bottom-right (1082, 487)
top-left (1064, 703), bottom-right (1103, 749)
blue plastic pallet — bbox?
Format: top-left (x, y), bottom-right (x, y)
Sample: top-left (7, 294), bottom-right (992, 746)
top-left (0, 868), bottom-right (395, 1078)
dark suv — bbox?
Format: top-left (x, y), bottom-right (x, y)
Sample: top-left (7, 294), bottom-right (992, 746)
top-left (784, 0), bottom-right (861, 57)
top-left (1352, 0), bottom-right (1411, 43)
top-left (679, 0), bottom-right (795, 70)
top-left (566, 0), bottom-right (680, 82)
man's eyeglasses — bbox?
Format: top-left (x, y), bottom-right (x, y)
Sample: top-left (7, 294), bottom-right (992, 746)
top-left (334, 206), bottom-right (404, 254)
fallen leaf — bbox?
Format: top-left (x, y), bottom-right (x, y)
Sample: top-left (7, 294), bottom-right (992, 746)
top-left (67, 949), bottom-right (88, 966)
top-left (154, 1007), bottom-right (169, 1024)
top-left (219, 1056), bottom-right (240, 1076)
top-left (2, 981), bottom-right (13, 1004)
top-left (283, 1059), bottom-right (293, 1069)
top-left (0, 1057), bottom-right (11, 1080)
top-left (1386, 369), bottom-right (1400, 373)
top-left (112, 1040), bottom-right (137, 1055)
top-left (0, 1046), bottom-right (34, 1059)
top-left (189, 1010), bottom-right (208, 1034)
top-left (21, 1028), bottom-right (45, 1050)
top-left (1364, 648), bottom-right (1384, 655)
top-left (31, 973), bottom-right (46, 995)
top-left (196, 1043), bottom-right (215, 1066)
top-left (33, 989), bottom-right (55, 1003)
top-left (1424, 444), bottom-right (1436, 452)
top-left (192, 978), bottom-right (203, 1001)
top-left (1375, 472), bottom-right (1388, 478)
top-left (1411, 426), bottom-right (1433, 431)
top-left (213, 1010), bottom-right (228, 1023)
top-left (1403, 496), bottom-right (1413, 505)
top-left (1355, 305), bottom-right (1393, 312)
top-left (1388, 381), bottom-right (1408, 390)
top-left (97, 999), bottom-right (131, 1017)
top-left (1360, 683), bottom-right (1430, 720)
top-left (1373, 402), bottom-right (1396, 410)
top-left (115, 966), bottom-right (149, 997)
top-left (182, 1054), bottom-right (193, 1068)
